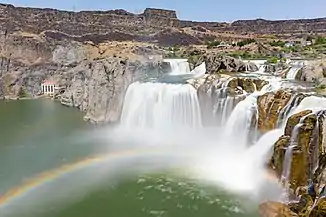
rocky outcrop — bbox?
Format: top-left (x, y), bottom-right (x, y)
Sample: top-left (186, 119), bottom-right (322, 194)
top-left (187, 52), bottom-right (249, 74)
top-left (180, 18), bottom-right (326, 36)
top-left (188, 74), bottom-right (267, 126)
top-left (257, 91), bottom-right (307, 133)
top-left (270, 110), bottom-right (326, 191)
top-left (257, 90), bottom-right (292, 133)
top-left (266, 109), bottom-right (326, 217)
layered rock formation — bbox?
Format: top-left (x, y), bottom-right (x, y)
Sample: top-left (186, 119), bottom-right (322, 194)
top-left (266, 107), bottom-right (326, 216)
top-left (1, 3), bottom-right (326, 48)
top-left (0, 29), bottom-right (164, 123)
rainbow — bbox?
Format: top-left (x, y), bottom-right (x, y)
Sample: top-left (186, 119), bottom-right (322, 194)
top-left (0, 148), bottom-right (281, 209)
top-left (0, 148), bottom-right (151, 208)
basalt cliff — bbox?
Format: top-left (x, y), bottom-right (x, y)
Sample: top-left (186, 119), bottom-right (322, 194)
top-left (1, 3), bottom-right (326, 46)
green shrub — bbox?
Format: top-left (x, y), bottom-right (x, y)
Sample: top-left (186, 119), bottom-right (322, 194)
top-left (315, 37), bottom-right (326, 45)
top-left (267, 57), bottom-right (278, 64)
top-left (270, 40), bottom-right (286, 47)
top-left (205, 40), bottom-right (221, 49)
top-left (237, 38), bottom-right (255, 47)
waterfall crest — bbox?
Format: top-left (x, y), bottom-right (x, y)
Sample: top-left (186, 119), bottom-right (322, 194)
top-left (163, 59), bottom-right (191, 76)
top-left (120, 82), bottom-right (202, 130)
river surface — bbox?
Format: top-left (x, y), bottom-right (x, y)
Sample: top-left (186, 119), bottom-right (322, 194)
top-left (0, 100), bottom-right (260, 217)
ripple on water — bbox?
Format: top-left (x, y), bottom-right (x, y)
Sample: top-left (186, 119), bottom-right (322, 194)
top-left (1, 173), bottom-right (259, 217)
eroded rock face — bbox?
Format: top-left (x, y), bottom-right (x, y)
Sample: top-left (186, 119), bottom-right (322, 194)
top-left (257, 90), bottom-right (292, 133)
top-left (0, 38), bottom-right (163, 123)
top-left (270, 110), bottom-right (326, 192)
top-left (309, 197), bottom-right (326, 216)
top-left (60, 58), bottom-right (146, 123)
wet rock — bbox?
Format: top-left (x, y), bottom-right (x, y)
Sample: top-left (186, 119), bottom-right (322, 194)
top-left (308, 197), bottom-right (326, 216)
top-left (288, 191), bottom-right (314, 215)
top-left (271, 135), bottom-right (291, 177)
top-left (271, 110), bottom-right (321, 191)
top-left (257, 90), bottom-right (292, 133)
top-left (259, 201), bottom-right (298, 217)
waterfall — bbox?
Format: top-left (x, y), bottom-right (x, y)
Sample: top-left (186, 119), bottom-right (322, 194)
top-left (224, 77), bottom-right (284, 145)
top-left (243, 60), bottom-right (267, 73)
top-left (163, 59), bottom-right (191, 75)
top-left (276, 93), bottom-right (304, 128)
top-left (286, 61), bottom-right (304, 80)
top-left (281, 123), bottom-right (302, 183)
top-left (292, 96), bottom-right (326, 115)
top-left (120, 82), bottom-right (202, 130)
top-left (191, 62), bottom-right (206, 78)
top-left (225, 93), bottom-right (258, 145)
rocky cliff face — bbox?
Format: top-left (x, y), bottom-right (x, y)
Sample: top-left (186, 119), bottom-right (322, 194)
top-left (267, 108), bottom-right (326, 216)
top-left (0, 28), bottom-right (164, 123)
top-left (1, 3), bottom-right (326, 49)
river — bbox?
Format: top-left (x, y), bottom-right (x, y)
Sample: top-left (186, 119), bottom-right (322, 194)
top-left (0, 99), bottom-right (260, 217)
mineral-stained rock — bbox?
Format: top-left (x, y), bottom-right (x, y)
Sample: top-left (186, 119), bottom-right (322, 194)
top-left (257, 90), bottom-right (292, 133)
top-left (270, 110), bottom-right (321, 191)
top-left (271, 135), bottom-right (291, 177)
top-left (288, 192), bottom-right (314, 215)
top-left (259, 201), bottom-right (298, 217)
top-left (308, 197), bottom-right (326, 216)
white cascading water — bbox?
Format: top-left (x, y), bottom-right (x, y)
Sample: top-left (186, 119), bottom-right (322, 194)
top-left (243, 59), bottom-right (267, 73)
top-left (212, 78), bottom-right (244, 125)
top-left (163, 59), bottom-right (191, 75)
top-left (292, 96), bottom-right (326, 114)
top-left (191, 62), bottom-right (207, 78)
top-left (224, 77), bottom-right (283, 144)
top-left (110, 71), bottom-right (285, 201)
top-left (286, 61), bottom-right (304, 80)
top-left (277, 93), bottom-right (302, 128)
top-left (163, 59), bottom-right (207, 78)
top-left (120, 82), bottom-right (202, 130)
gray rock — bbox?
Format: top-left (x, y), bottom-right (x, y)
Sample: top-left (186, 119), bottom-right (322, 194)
top-left (52, 44), bottom-right (87, 66)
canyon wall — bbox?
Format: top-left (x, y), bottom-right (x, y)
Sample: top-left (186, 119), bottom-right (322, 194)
top-left (1, 3), bottom-right (326, 41)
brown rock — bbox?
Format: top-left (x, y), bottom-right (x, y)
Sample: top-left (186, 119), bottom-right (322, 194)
top-left (270, 110), bottom-right (323, 191)
top-left (257, 90), bottom-right (292, 133)
top-left (259, 202), bottom-right (298, 217)
top-left (308, 197), bottom-right (326, 216)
